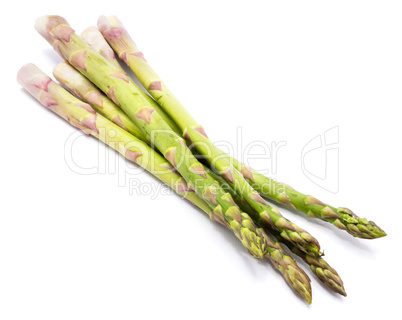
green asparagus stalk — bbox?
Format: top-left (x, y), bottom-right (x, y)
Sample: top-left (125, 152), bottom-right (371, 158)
top-left (262, 233), bottom-right (312, 303)
top-left (53, 61), bottom-right (148, 142)
top-left (35, 15), bottom-right (270, 259)
top-left (80, 26), bottom-right (182, 136)
top-left (81, 26), bottom-right (122, 69)
top-left (98, 15), bottom-right (385, 240)
top-left (19, 63), bottom-right (312, 303)
top-left (98, 15), bottom-right (322, 257)
top-left (228, 164), bottom-right (386, 239)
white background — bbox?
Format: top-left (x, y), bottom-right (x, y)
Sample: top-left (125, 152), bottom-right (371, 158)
top-left (1, 1), bottom-right (401, 319)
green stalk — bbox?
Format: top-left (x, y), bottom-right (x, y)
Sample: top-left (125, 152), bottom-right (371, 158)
top-left (18, 63), bottom-right (312, 303)
top-left (53, 61), bottom-right (148, 142)
top-left (97, 17), bottom-right (197, 133)
top-left (229, 161), bottom-right (386, 239)
top-left (81, 26), bottom-right (182, 136)
top-left (35, 15), bottom-right (269, 259)
top-left (98, 15), bottom-right (322, 257)
top-left (98, 15), bottom-right (385, 240)
top-left (81, 26), bottom-right (122, 69)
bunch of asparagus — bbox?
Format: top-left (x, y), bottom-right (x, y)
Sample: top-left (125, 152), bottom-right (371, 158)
top-left (18, 15), bottom-right (386, 304)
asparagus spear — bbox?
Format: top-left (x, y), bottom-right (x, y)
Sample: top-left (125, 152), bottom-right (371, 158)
top-left (98, 15), bottom-right (385, 240)
top-left (229, 159), bottom-right (386, 239)
top-left (262, 233), bottom-right (312, 303)
top-left (81, 26), bottom-right (182, 136)
top-left (35, 15), bottom-right (270, 259)
top-left (81, 26), bottom-right (122, 69)
top-left (18, 63), bottom-right (312, 303)
top-left (97, 15), bottom-right (322, 257)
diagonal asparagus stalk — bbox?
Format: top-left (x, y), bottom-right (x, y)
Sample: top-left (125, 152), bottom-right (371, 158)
top-left (80, 26), bottom-right (182, 136)
top-left (229, 159), bottom-right (386, 239)
top-left (98, 15), bottom-right (385, 240)
top-left (97, 15), bottom-right (322, 257)
top-left (52, 63), bottom-right (342, 299)
top-left (35, 15), bottom-right (271, 259)
top-left (18, 63), bottom-right (312, 303)
top-left (81, 26), bottom-right (122, 69)
top-left (262, 233), bottom-right (312, 302)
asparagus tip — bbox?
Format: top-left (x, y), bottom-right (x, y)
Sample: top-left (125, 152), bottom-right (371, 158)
top-left (336, 207), bottom-right (387, 239)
